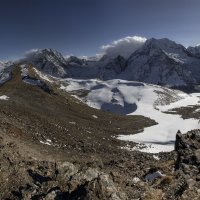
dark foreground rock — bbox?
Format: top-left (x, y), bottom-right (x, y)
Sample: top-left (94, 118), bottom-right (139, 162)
top-left (0, 129), bottom-right (198, 200)
top-left (8, 161), bottom-right (126, 200)
top-left (2, 129), bottom-right (200, 200)
top-left (173, 130), bottom-right (200, 199)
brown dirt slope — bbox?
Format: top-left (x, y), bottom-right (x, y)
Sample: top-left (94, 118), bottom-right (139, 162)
top-left (0, 65), bottom-right (170, 199)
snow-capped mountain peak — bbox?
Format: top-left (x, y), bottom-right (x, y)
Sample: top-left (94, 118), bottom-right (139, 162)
top-left (13, 37), bottom-right (200, 87)
top-left (118, 38), bottom-right (196, 86)
top-left (23, 48), bottom-right (69, 77)
top-left (141, 38), bottom-right (188, 60)
top-left (30, 48), bottom-right (67, 65)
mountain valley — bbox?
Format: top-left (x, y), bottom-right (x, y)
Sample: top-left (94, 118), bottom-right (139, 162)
top-left (1, 37), bottom-right (200, 199)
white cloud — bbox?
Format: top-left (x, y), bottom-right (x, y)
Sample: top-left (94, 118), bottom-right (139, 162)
top-left (101, 36), bottom-right (147, 59)
top-left (24, 48), bottom-right (39, 56)
top-left (19, 36), bottom-right (147, 62)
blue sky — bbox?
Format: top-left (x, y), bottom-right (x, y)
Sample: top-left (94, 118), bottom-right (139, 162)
top-left (0, 0), bottom-right (200, 60)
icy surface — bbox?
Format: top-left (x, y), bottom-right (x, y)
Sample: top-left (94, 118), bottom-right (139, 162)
top-left (61, 78), bottom-right (200, 153)
top-left (118, 92), bottom-right (200, 153)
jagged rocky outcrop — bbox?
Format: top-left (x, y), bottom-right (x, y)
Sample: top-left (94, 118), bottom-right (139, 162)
top-left (173, 130), bottom-right (200, 199)
top-left (188, 45), bottom-right (200, 58)
top-left (7, 129), bottom-right (200, 200)
top-left (23, 48), bottom-right (69, 77)
top-left (8, 161), bottom-right (126, 200)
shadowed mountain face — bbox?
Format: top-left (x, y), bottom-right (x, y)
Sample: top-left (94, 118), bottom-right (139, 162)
top-left (16, 38), bottom-right (200, 87)
top-left (119, 38), bottom-right (197, 86)
top-left (188, 45), bottom-right (200, 58)
top-left (23, 48), bottom-right (69, 77)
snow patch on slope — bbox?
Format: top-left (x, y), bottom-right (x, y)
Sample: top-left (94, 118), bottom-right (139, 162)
top-left (118, 94), bottom-right (200, 153)
top-left (0, 95), bottom-right (9, 100)
top-left (33, 68), bottom-right (54, 83)
top-left (60, 78), bottom-right (200, 153)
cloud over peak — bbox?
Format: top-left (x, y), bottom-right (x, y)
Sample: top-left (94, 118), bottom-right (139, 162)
top-left (24, 49), bottom-right (39, 56)
top-left (20, 36), bottom-right (147, 62)
top-left (101, 36), bottom-right (147, 59)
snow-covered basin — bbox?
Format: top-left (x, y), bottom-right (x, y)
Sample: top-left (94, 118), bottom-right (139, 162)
top-left (119, 93), bottom-right (200, 153)
top-left (61, 78), bottom-right (200, 153)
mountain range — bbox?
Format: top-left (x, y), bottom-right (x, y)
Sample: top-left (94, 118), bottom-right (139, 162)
top-left (1, 38), bottom-right (197, 88)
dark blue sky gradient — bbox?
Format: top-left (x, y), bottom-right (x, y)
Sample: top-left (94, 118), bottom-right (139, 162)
top-left (0, 0), bottom-right (200, 60)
